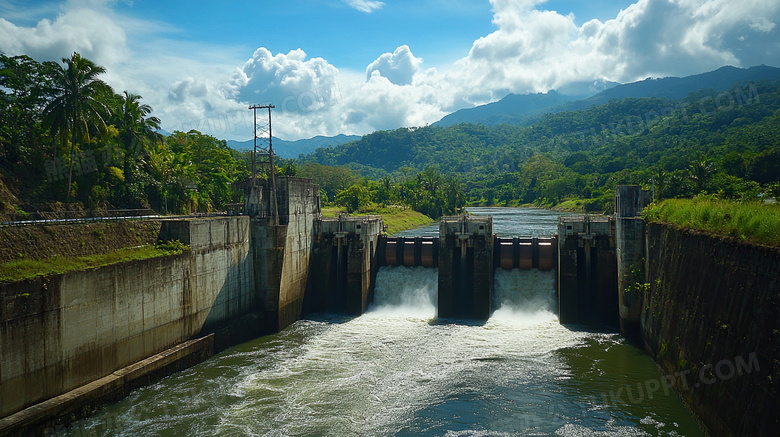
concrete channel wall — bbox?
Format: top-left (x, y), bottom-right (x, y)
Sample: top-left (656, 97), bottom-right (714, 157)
top-left (642, 222), bottom-right (780, 437)
top-left (250, 177), bottom-right (321, 331)
top-left (1, 177), bottom-right (323, 436)
top-left (0, 216), bottom-right (256, 433)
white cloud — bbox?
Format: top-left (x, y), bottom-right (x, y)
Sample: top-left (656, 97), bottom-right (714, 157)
top-left (438, 0), bottom-right (780, 102)
top-left (227, 48), bottom-right (340, 112)
top-left (365, 45), bottom-right (423, 85)
top-left (222, 46), bottom-right (446, 139)
top-left (1, 0), bottom-right (779, 142)
top-left (343, 0), bottom-right (385, 13)
top-left (0, 5), bottom-right (128, 66)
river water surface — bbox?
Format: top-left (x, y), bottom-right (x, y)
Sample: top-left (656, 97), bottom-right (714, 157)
top-left (60, 208), bottom-right (702, 436)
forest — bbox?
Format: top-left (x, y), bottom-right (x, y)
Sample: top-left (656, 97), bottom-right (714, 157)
top-left (0, 53), bottom-right (248, 215)
top-left (299, 80), bottom-right (780, 212)
top-left (2, 52), bottom-right (779, 220)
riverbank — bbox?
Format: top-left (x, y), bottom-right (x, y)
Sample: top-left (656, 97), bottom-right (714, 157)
top-left (321, 205), bottom-right (434, 235)
top-left (466, 198), bottom-right (604, 214)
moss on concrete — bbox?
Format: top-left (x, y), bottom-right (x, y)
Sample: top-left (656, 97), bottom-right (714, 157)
top-left (0, 242), bottom-right (188, 284)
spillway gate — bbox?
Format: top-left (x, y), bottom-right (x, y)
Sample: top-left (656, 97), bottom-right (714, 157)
top-left (311, 211), bottom-right (624, 327)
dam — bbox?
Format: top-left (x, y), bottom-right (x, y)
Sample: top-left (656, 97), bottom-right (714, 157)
top-left (2, 179), bottom-right (776, 436)
top-left (55, 206), bottom-right (704, 436)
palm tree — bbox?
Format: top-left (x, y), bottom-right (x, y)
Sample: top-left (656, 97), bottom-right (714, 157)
top-left (115, 90), bottom-right (161, 155)
top-left (114, 91), bottom-right (161, 200)
top-left (689, 159), bottom-right (716, 194)
top-left (650, 167), bottom-right (668, 201)
top-left (43, 52), bottom-right (113, 198)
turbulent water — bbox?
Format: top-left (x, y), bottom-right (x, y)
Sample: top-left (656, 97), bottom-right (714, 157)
top-left (60, 208), bottom-right (703, 437)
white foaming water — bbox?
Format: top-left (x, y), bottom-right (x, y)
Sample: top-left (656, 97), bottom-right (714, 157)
top-left (491, 268), bottom-right (557, 322)
top-left (370, 266), bottom-right (438, 317)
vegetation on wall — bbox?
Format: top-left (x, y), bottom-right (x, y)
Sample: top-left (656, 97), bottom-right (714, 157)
top-left (643, 196), bottom-right (780, 247)
top-left (0, 239), bottom-right (190, 284)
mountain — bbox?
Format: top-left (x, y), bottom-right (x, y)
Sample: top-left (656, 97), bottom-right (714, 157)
top-left (300, 79), bottom-right (780, 209)
top-left (563, 65), bottom-right (780, 111)
top-left (556, 79), bottom-right (621, 99)
top-left (227, 134), bottom-right (361, 159)
top-left (434, 65), bottom-right (780, 127)
top-left (434, 91), bottom-right (577, 127)
top-left (434, 79), bottom-right (619, 127)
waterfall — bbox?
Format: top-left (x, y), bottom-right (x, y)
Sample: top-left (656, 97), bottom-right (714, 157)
top-left (370, 266), bottom-right (438, 317)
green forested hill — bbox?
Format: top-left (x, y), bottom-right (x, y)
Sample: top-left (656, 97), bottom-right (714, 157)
top-left (431, 65), bottom-right (780, 129)
top-left (301, 79), bottom-right (780, 211)
top-left (433, 91), bottom-right (577, 127)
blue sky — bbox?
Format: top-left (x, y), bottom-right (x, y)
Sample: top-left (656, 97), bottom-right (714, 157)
top-left (107, 0), bottom-right (636, 72)
top-left (2, 0), bottom-right (779, 140)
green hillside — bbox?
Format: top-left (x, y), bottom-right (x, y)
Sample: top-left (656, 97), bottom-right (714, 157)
top-left (301, 79), bottom-right (780, 211)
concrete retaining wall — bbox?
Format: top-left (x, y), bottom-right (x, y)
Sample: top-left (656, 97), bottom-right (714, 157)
top-left (0, 216), bottom-right (255, 420)
top-left (642, 222), bottom-right (780, 436)
top-left (251, 177), bottom-right (321, 332)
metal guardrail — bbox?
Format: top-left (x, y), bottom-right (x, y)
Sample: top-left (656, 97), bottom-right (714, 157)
top-left (0, 209), bottom-right (159, 227)
top-left (0, 209), bottom-right (247, 227)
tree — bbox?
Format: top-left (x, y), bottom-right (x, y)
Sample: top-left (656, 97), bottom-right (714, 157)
top-left (281, 160), bottom-right (298, 176)
top-left (115, 91), bottom-right (161, 154)
top-left (43, 52), bottom-right (113, 198)
top-left (166, 130), bottom-right (245, 212)
top-left (113, 91), bottom-right (161, 201)
top-left (688, 159), bottom-right (716, 194)
top-left (0, 54), bottom-right (59, 165)
top-left (298, 163), bottom-right (358, 201)
top-left (336, 184), bottom-right (372, 213)
top-left (650, 167), bottom-right (668, 200)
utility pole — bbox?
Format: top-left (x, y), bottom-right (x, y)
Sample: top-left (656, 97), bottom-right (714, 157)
top-left (249, 104), bottom-right (278, 224)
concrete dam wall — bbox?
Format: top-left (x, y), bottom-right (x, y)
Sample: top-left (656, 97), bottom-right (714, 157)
top-left (0, 177), bottom-right (324, 434)
top-left (642, 222), bottom-right (780, 437)
top-left (0, 216), bottom-right (255, 421)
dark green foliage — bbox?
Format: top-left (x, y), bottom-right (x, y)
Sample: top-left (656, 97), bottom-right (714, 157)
top-left (1, 53), bottom-right (248, 214)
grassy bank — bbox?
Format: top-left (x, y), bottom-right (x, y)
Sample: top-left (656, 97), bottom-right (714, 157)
top-left (468, 196), bottom-right (612, 214)
top-left (0, 241), bottom-right (189, 284)
top-left (643, 197), bottom-right (780, 247)
top-left (321, 205), bottom-right (435, 235)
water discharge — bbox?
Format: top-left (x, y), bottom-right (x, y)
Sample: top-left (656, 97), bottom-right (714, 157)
top-left (59, 208), bottom-right (704, 436)
top-left (371, 266), bottom-right (438, 317)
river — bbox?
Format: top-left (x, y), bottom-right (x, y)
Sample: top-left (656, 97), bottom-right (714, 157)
top-left (60, 207), bottom-right (702, 436)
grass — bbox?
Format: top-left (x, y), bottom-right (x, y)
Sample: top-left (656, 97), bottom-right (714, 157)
top-left (321, 205), bottom-right (435, 235)
top-left (643, 197), bottom-right (780, 247)
top-left (551, 199), bottom-right (589, 213)
top-left (0, 241), bottom-right (190, 284)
